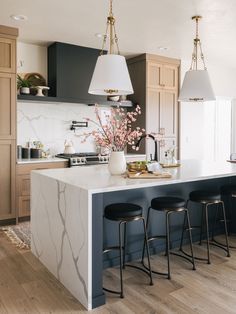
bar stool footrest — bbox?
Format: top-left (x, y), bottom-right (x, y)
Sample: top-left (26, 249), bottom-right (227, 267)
top-left (180, 247), bottom-right (209, 263)
top-left (211, 238), bottom-right (232, 254)
top-left (142, 260), bottom-right (169, 278)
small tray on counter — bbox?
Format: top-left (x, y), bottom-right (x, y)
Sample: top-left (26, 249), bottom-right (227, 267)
top-left (160, 163), bottom-right (181, 168)
top-left (127, 170), bottom-right (172, 179)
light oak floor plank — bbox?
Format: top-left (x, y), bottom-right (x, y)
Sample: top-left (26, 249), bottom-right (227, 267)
top-left (1, 231), bottom-right (236, 313)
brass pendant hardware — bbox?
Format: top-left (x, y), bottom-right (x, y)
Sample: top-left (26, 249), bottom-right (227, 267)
top-left (190, 15), bottom-right (206, 71)
top-left (100, 0), bottom-right (120, 55)
top-left (104, 89), bottom-right (119, 94)
top-left (189, 98), bottom-right (204, 101)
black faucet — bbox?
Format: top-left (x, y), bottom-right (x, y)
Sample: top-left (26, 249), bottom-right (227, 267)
top-left (135, 134), bottom-right (158, 161)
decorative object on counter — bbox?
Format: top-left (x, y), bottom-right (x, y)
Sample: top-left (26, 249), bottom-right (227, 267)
top-left (17, 145), bottom-right (22, 159)
top-left (162, 146), bottom-right (178, 166)
top-left (81, 105), bottom-right (144, 175)
top-left (70, 121), bottom-right (88, 132)
top-left (30, 148), bottom-right (42, 158)
top-left (108, 151), bottom-right (126, 175)
top-left (22, 147), bottom-right (31, 159)
top-left (35, 86), bottom-right (50, 96)
top-left (64, 140), bottom-right (76, 154)
top-left (17, 74), bottom-right (31, 95)
top-left (88, 0), bottom-right (133, 96)
top-left (179, 16), bottom-right (215, 102)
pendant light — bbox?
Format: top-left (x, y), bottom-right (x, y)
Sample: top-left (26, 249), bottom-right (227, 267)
top-left (179, 16), bottom-right (215, 102)
top-left (88, 0), bottom-right (133, 96)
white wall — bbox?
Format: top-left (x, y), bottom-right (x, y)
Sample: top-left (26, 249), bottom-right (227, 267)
top-left (180, 59), bottom-right (236, 160)
top-left (17, 42), bottom-right (47, 80)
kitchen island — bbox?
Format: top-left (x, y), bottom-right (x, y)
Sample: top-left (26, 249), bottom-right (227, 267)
top-left (31, 160), bottom-right (236, 310)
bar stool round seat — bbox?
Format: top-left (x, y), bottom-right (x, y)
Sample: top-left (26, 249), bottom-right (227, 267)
top-left (182, 189), bottom-right (230, 264)
top-left (142, 196), bottom-right (195, 280)
top-left (151, 197), bottom-right (186, 211)
top-left (189, 190), bottom-right (221, 203)
top-left (103, 202), bottom-right (153, 299)
top-left (105, 203), bottom-right (142, 220)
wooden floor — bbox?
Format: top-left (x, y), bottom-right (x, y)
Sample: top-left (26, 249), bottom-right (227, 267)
top-left (0, 231), bottom-right (236, 314)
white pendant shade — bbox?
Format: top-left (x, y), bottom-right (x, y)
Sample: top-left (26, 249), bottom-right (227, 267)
top-left (88, 54), bottom-right (133, 96)
top-left (179, 70), bottom-right (215, 102)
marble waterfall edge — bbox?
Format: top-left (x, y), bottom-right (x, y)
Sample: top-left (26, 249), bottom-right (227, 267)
top-left (31, 171), bottom-right (92, 309)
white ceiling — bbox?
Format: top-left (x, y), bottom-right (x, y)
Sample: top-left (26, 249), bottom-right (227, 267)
top-left (1, 0), bottom-right (236, 68)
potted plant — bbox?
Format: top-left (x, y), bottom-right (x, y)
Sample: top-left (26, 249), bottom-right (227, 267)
top-left (81, 105), bottom-right (144, 175)
top-left (17, 75), bottom-right (32, 95)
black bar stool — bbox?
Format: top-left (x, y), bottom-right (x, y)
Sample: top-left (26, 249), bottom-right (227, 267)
top-left (180, 190), bottom-right (230, 264)
top-left (142, 196), bottom-right (195, 280)
top-left (212, 185), bottom-right (236, 249)
top-left (103, 203), bottom-right (153, 299)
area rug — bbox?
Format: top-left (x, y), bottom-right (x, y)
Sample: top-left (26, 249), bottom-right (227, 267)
top-left (1, 221), bottom-right (31, 249)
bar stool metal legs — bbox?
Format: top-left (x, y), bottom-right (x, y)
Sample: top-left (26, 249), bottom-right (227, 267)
top-left (142, 205), bottom-right (195, 280)
top-left (211, 201), bottom-right (231, 253)
top-left (103, 216), bottom-right (153, 299)
top-left (181, 199), bottom-right (230, 264)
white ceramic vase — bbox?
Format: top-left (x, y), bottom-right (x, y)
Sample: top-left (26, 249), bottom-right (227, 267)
top-left (108, 151), bottom-right (126, 175)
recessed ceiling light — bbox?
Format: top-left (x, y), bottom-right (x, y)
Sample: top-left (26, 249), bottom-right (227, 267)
top-left (10, 14), bottom-right (28, 21)
top-left (95, 33), bottom-right (104, 38)
top-left (158, 46), bottom-right (169, 51)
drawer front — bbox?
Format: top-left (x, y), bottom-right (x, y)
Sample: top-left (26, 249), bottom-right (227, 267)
top-left (18, 196), bottom-right (30, 217)
top-left (17, 161), bottom-right (68, 175)
top-left (17, 174), bottom-right (30, 196)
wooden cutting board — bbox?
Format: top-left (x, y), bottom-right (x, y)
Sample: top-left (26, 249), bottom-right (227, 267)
top-left (159, 163), bottom-right (181, 168)
top-left (127, 171), bottom-right (172, 179)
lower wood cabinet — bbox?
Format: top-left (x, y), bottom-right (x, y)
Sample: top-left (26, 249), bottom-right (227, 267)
top-left (0, 140), bottom-right (16, 220)
top-left (16, 161), bottom-right (68, 218)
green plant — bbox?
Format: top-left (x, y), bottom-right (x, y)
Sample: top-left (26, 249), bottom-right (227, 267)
top-left (17, 75), bottom-right (32, 89)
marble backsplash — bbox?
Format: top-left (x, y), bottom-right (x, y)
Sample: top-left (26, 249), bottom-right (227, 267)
top-left (17, 101), bottom-right (110, 155)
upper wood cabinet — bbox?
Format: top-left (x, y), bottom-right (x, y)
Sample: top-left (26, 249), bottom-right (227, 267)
top-left (127, 53), bottom-right (180, 160)
top-left (0, 73), bottom-right (16, 139)
top-left (0, 37), bottom-right (16, 73)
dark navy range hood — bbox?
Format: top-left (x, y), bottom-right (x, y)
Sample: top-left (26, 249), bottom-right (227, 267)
top-left (47, 42), bottom-right (133, 107)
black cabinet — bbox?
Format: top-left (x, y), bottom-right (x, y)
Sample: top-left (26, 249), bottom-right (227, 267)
top-left (48, 42), bottom-right (106, 104)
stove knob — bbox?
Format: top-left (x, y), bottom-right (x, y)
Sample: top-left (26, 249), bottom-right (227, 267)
top-left (100, 156), bottom-right (104, 162)
top-left (81, 157), bottom-right (86, 163)
top-left (72, 158), bottom-right (77, 164)
top-left (77, 158), bottom-right (82, 164)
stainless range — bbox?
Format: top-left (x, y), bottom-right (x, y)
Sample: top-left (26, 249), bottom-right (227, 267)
top-left (56, 152), bottom-right (109, 167)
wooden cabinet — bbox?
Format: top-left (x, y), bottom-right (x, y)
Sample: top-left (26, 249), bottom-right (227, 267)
top-left (0, 73), bottom-right (16, 139)
top-left (0, 140), bottom-right (16, 220)
top-left (127, 53), bottom-right (180, 161)
top-left (0, 25), bottom-right (18, 222)
top-left (16, 161), bottom-right (68, 218)
top-left (0, 37), bottom-right (16, 73)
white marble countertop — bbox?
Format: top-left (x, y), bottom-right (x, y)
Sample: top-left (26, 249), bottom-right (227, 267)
top-left (32, 159), bottom-right (236, 194)
top-left (17, 157), bottom-right (68, 164)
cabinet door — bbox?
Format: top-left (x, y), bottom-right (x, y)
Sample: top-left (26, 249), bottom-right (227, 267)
top-left (146, 88), bottom-right (161, 158)
top-left (17, 175), bottom-right (30, 196)
top-left (0, 73), bottom-right (16, 139)
top-left (162, 64), bottom-right (178, 90)
top-left (0, 37), bottom-right (16, 73)
top-left (147, 62), bottom-right (162, 89)
top-left (0, 140), bottom-right (16, 219)
top-left (18, 196), bottom-right (30, 217)
top-left (160, 90), bottom-right (178, 137)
